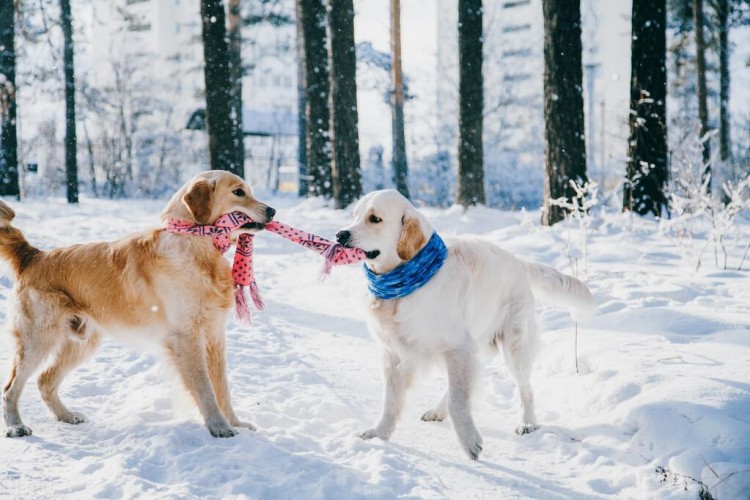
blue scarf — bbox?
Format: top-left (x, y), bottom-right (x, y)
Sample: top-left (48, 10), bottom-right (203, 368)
top-left (363, 232), bottom-right (448, 300)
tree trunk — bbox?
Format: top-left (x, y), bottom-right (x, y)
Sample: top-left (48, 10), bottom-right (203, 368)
top-left (298, 0), bottom-right (332, 198)
top-left (227, 0), bottom-right (245, 176)
top-left (61, 0), bottom-right (78, 203)
top-left (456, 0), bottom-right (485, 206)
top-left (694, 0), bottom-right (711, 190)
top-left (295, 0), bottom-right (308, 197)
top-left (328, 0), bottom-right (362, 208)
top-left (201, 0), bottom-right (244, 177)
top-left (0, 0), bottom-right (20, 198)
top-left (390, 0), bottom-right (409, 199)
top-left (717, 0), bottom-right (731, 162)
top-left (624, 0), bottom-right (668, 217)
top-left (542, 0), bottom-right (587, 225)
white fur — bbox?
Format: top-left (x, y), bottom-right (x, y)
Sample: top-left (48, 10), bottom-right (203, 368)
top-left (339, 190), bottom-right (597, 460)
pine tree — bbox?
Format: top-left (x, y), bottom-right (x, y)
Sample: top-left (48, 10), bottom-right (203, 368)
top-left (295, 0), bottom-right (308, 196)
top-left (694, 0), bottom-right (711, 189)
top-left (541, 0), bottom-right (587, 225)
top-left (624, 0), bottom-right (668, 217)
top-left (227, 0), bottom-right (245, 175)
top-left (328, 0), bottom-right (362, 208)
top-left (61, 0), bottom-right (79, 204)
top-left (390, 0), bottom-right (409, 199)
top-left (456, 0), bottom-right (485, 207)
top-left (716, 0), bottom-right (731, 162)
top-left (0, 0), bottom-right (20, 198)
top-left (201, 0), bottom-right (244, 177)
top-left (298, 0), bottom-right (332, 197)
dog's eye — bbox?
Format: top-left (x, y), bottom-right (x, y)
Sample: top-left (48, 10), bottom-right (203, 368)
top-left (368, 214), bottom-right (382, 224)
top-left (232, 188), bottom-right (246, 197)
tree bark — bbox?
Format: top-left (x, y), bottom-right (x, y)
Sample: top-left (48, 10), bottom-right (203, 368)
top-left (390, 0), bottom-right (409, 199)
top-left (456, 0), bottom-right (485, 207)
top-left (542, 0), bottom-right (587, 225)
top-left (295, 0), bottom-right (308, 196)
top-left (227, 0), bottom-right (245, 175)
top-left (0, 0), bottom-right (20, 198)
top-left (694, 0), bottom-right (711, 190)
top-left (456, 0), bottom-right (485, 206)
top-left (298, 0), bottom-right (332, 198)
top-left (328, 0), bottom-right (362, 208)
top-left (201, 0), bottom-right (244, 177)
top-left (61, 0), bottom-right (78, 203)
top-left (717, 0), bottom-right (731, 162)
top-left (624, 0), bottom-right (668, 217)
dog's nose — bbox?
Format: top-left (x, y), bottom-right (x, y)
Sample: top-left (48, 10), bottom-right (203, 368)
top-left (265, 206), bottom-right (276, 220)
top-left (336, 230), bottom-right (351, 245)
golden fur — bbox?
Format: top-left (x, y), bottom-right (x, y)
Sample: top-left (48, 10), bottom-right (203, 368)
top-left (1, 170), bottom-right (274, 438)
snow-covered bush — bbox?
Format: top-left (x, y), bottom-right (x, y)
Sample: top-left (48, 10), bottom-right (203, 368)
top-left (548, 179), bottom-right (600, 278)
top-left (664, 125), bottom-right (750, 271)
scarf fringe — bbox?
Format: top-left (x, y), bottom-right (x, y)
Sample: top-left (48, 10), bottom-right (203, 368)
top-left (319, 243), bottom-right (342, 281)
top-left (234, 285), bottom-right (253, 325)
top-left (248, 280), bottom-right (266, 310)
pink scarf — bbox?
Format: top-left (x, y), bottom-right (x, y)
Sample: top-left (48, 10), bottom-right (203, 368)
top-left (164, 212), bottom-right (365, 324)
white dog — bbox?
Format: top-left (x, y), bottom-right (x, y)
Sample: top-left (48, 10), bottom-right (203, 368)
top-left (336, 190), bottom-right (596, 460)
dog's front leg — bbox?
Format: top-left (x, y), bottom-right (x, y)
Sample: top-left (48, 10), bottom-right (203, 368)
top-left (446, 348), bottom-right (483, 460)
top-left (360, 349), bottom-right (412, 441)
top-left (165, 332), bottom-right (236, 438)
top-left (205, 331), bottom-right (256, 431)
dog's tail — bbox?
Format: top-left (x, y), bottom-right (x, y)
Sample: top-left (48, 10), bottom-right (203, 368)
top-left (525, 262), bottom-right (597, 321)
top-left (0, 200), bottom-right (40, 277)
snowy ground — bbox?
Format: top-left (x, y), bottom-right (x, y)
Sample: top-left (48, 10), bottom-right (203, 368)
top-left (1, 194), bottom-right (749, 499)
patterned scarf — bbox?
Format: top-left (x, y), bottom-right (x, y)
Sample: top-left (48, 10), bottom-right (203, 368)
top-left (164, 212), bottom-right (365, 324)
top-left (363, 232), bottom-right (448, 300)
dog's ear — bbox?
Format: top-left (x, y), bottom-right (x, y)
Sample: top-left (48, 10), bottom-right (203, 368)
top-left (397, 211), bottom-right (427, 261)
top-left (182, 179), bottom-right (215, 223)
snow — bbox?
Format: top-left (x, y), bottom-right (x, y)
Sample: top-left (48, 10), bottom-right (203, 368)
top-left (1, 194), bottom-right (749, 499)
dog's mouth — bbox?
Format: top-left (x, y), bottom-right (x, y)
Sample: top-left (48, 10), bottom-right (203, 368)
top-left (240, 222), bottom-right (266, 231)
top-left (340, 240), bottom-right (379, 260)
top-left (364, 249), bottom-right (380, 260)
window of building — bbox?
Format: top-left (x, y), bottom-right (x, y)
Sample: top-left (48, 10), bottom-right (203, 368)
top-left (502, 24), bottom-right (531, 33)
top-left (129, 21), bottom-right (152, 32)
top-left (501, 48), bottom-right (533, 58)
top-left (283, 76), bottom-right (292, 88)
top-left (503, 72), bottom-right (532, 82)
top-left (502, 0), bottom-right (531, 8)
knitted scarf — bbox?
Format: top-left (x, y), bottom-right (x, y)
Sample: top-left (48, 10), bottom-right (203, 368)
top-left (363, 232), bottom-right (447, 300)
top-left (164, 212), bottom-right (365, 323)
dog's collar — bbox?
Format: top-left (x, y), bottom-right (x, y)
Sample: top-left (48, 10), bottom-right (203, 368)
top-left (363, 232), bottom-right (447, 300)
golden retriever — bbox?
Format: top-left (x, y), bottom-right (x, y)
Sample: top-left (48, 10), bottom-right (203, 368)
top-left (336, 189), bottom-right (596, 460)
top-left (1, 170), bottom-right (274, 438)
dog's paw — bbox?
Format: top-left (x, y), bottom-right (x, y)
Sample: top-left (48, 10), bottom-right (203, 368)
top-left (457, 430), bottom-right (483, 461)
top-left (208, 424), bottom-right (237, 438)
top-left (58, 411), bottom-right (86, 425)
top-left (515, 423), bottom-right (539, 435)
top-left (6, 424), bottom-right (32, 438)
top-left (420, 409), bottom-right (446, 422)
top-left (233, 420), bottom-right (257, 431)
top-left (359, 428), bottom-right (388, 441)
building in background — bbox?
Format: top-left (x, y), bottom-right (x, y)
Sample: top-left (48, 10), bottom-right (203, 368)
top-left (83, 0), bottom-right (298, 189)
top-left (435, 0), bottom-right (630, 207)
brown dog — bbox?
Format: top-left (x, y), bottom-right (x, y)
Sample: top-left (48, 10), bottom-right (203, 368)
top-left (1, 170), bottom-right (274, 438)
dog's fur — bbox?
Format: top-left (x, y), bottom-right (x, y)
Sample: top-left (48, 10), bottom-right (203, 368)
top-left (1, 170), bottom-right (274, 438)
top-left (337, 190), bottom-right (596, 460)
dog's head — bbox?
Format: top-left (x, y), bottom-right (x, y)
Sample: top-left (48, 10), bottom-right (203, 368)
top-left (336, 190), bottom-right (433, 274)
top-left (162, 171), bottom-right (275, 231)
